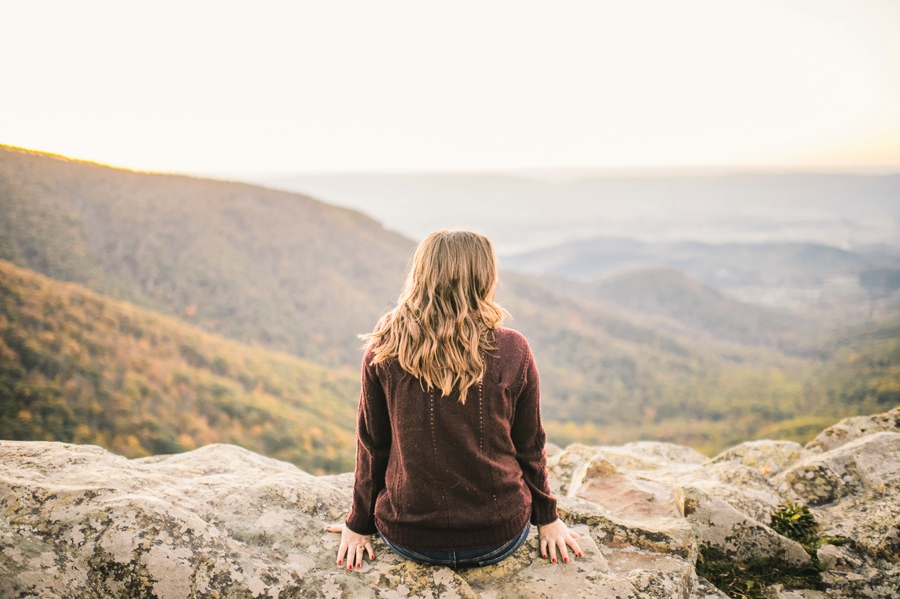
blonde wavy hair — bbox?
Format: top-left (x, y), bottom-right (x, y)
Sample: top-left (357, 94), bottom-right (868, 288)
top-left (362, 230), bottom-right (506, 404)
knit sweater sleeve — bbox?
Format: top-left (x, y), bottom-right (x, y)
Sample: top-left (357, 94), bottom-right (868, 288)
top-left (510, 345), bottom-right (559, 526)
top-left (345, 347), bottom-right (391, 535)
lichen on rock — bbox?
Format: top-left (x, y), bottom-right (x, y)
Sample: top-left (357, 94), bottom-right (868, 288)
top-left (805, 407), bottom-right (900, 453)
top-left (2, 407), bottom-right (900, 598)
top-left (709, 439), bottom-right (811, 477)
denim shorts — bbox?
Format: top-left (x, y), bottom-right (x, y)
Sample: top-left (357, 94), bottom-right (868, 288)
top-left (379, 522), bottom-right (531, 569)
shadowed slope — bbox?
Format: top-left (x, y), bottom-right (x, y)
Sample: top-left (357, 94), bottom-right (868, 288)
top-left (0, 145), bottom-right (413, 367)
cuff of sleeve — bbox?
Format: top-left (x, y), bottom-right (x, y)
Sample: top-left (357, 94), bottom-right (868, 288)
top-left (530, 499), bottom-right (559, 526)
top-left (345, 512), bottom-right (378, 536)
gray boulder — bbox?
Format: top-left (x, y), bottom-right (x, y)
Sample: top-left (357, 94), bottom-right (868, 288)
top-left (805, 407), bottom-right (900, 453)
top-left (0, 441), bottom-right (697, 599)
top-left (709, 439), bottom-right (810, 477)
top-left (675, 486), bottom-right (811, 567)
top-left (774, 432), bottom-right (900, 505)
top-left (4, 408), bottom-right (900, 598)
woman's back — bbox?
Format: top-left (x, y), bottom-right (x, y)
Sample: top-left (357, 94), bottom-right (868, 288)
top-left (331, 230), bottom-right (581, 570)
top-left (347, 327), bottom-right (557, 550)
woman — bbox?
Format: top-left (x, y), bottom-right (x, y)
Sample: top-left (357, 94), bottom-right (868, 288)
top-left (327, 230), bottom-right (581, 570)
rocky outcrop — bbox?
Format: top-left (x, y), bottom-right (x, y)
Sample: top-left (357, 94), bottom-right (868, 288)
top-left (2, 408), bottom-right (899, 598)
top-left (675, 486), bottom-right (811, 567)
top-left (775, 432), bottom-right (900, 505)
top-left (805, 407), bottom-right (900, 453)
top-left (709, 439), bottom-right (810, 477)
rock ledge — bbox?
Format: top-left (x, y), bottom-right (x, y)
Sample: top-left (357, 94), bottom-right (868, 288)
top-left (2, 408), bottom-right (899, 599)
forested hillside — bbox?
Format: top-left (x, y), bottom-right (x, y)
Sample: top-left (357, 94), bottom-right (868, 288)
top-left (0, 145), bottom-right (411, 367)
top-left (499, 273), bottom-right (811, 453)
top-left (807, 319), bottom-right (900, 413)
top-left (0, 259), bottom-right (358, 473)
top-left (502, 267), bottom-right (900, 452)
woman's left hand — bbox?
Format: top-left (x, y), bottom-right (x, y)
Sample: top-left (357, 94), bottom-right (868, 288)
top-left (325, 523), bottom-right (375, 570)
top-left (537, 518), bottom-right (583, 564)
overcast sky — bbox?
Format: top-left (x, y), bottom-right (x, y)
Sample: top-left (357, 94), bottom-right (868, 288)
top-left (2, 1), bottom-right (899, 174)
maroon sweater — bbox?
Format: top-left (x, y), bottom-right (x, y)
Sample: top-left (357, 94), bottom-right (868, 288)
top-left (345, 327), bottom-right (558, 550)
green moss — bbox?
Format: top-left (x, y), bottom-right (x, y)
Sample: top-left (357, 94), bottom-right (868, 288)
top-left (697, 504), bottom-right (854, 599)
top-left (696, 545), bottom-right (826, 599)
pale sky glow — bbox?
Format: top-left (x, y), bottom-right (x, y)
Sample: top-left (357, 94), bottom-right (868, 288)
top-left (2, 1), bottom-right (899, 173)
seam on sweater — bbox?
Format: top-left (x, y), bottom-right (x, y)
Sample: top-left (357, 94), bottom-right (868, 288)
top-left (480, 351), bottom-right (503, 523)
top-left (364, 365), bottom-right (379, 531)
top-left (523, 349), bottom-right (532, 394)
top-left (386, 364), bottom-right (401, 517)
top-left (509, 348), bottom-right (530, 434)
top-left (516, 346), bottom-right (531, 401)
top-left (429, 387), bottom-right (452, 529)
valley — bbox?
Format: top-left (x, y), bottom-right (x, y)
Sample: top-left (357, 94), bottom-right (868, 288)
top-left (1, 144), bottom-right (898, 466)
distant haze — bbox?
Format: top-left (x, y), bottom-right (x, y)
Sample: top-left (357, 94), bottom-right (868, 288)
top-left (223, 171), bottom-right (900, 255)
top-left (2, 1), bottom-right (899, 173)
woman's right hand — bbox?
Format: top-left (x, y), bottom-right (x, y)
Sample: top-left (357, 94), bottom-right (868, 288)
top-left (325, 523), bottom-right (375, 570)
top-left (537, 519), bottom-right (583, 564)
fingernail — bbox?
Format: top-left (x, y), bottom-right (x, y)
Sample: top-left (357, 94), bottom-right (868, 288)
top-left (564, 558), bottom-right (568, 563)
top-left (349, 566), bottom-right (353, 571)
top-left (578, 553), bottom-right (583, 557)
top-left (337, 560), bottom-right (342, 565)
top-left (552, 559), bottom-right (556, 563)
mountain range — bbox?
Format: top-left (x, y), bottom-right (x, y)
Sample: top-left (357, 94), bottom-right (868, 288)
top-left (0, 145), bottom-right (412, 366)
top-left (235, 170), bottom-right (900, 255)
top-left (1, 144), bottom-right (898, 464)
top-left (502, 237), bottom-right (900, 316)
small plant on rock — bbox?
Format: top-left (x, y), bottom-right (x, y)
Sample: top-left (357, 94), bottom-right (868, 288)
top-left (770, 502), bottom-right (818, 545)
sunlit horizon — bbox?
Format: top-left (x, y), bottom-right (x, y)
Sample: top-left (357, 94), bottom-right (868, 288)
top-left (2, 1), bottom-right (899, 174)
top-left (6, 143), bottom-right (900, 181)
